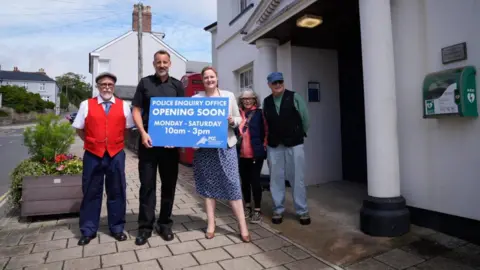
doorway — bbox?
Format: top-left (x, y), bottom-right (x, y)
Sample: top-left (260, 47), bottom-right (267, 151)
top-left (337, 4), bottom-right (367, 183)
top-left (258, 0), bottom-right (367, 184)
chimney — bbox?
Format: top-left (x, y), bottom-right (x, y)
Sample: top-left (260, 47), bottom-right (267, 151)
top-left (143, 6), bottom-right (152, 32)
top-left (13, 66), bottom-right (19, 72)
top-left (38, 68), bottom-right (46, 74)
top-left (132, 4), bottom-right (152, 33)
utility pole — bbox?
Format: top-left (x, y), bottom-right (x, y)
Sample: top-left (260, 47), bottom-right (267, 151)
top-left (137, 2), bottom-right (143, 82)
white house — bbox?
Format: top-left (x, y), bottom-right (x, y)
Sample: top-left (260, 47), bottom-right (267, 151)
top-left (89, 4), bottom-right (210, 98)
top-left (0, 67), bottom-right (60, 113)
top-left (205, 0), bottom-right (480, 243)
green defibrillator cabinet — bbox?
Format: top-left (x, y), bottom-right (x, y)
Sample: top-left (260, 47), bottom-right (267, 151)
top-left (422, 65), bottom-right (478, 118)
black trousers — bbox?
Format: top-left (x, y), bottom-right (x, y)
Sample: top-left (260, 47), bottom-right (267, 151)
top-left (137, 143), bottom-right (179, 233)
top-left (239, 157), bottom-right (264, 208)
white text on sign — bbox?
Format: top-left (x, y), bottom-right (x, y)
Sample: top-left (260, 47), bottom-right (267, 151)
top-left (151, 108), bottom-right (226, 117)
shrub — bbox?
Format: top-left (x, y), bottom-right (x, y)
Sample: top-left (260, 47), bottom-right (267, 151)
top-left (8, 113), bottom-right (82, 207)
top-left (0, 85), bottom-right (54, 113)
top-left (9, 159), bottom-right (47, 207)
top-left (23, 113), bottom-right (76, 162)
top-left (45, 101), bottom-right (55, 110)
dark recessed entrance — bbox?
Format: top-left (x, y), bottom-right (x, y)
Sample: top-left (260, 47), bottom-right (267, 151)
top-left (259, 0), bottom-right (367, 183)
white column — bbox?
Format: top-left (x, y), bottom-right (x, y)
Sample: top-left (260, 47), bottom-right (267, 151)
top-left (359, 0), bottom-right (401, 198)
top-left (254, 38), bottom-right (279, 176)
top-left (254, 38), bottom-right (279, 101)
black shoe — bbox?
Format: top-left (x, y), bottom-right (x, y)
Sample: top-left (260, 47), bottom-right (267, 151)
top-left (272, 213), bottom-right (283, 224)
top-left (111, 232), bottom-right (127, 241)
top-left (135, 231), bottom-right (152, 246)
top-left (77, 234), bottom-right (97, 246)
top-left (298, 213), bottom-right (311, 225)
top-left (156, 224), bottom-right (174, 241)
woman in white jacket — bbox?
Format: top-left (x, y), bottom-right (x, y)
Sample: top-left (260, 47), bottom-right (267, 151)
top-left (192, 66), bottom-right (251, 242)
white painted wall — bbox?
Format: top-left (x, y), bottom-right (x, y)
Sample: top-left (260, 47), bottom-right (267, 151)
top-left (216, 33), bottom-right (257, 93)
top-left (277, 42), bottom-right (293, 91)
top-left (91, 32), bottom-right (187, 96)
top-left (216, 0), bottom-right (259, 48)
top-left (392, 0), bottom-right (480, 221)
top-left (290, 46), bottom-right (342, 186)
top-left (211, 28), bottom-right (218, 69)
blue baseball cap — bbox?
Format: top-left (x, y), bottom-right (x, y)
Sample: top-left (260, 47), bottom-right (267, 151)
top-left (267, 72), bottom-right (284, 83)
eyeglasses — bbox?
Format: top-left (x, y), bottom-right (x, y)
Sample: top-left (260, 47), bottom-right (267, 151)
top-left (98, 83), bottom-right (114, 88)
top-left (272, 80), bottom-right (283, 85)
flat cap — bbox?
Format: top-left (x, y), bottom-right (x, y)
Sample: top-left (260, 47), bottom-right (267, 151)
top-left (95, 72), bottom-right (117, 83)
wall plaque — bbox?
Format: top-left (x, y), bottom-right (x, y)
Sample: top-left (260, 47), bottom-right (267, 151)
top-left (442, 42), bottom-right (467, 64)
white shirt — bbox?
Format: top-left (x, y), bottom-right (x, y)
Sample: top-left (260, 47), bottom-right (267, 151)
top-left (193, 89), bottom-right (241, 148)
top-left (72, 96), bottom-right (134, 129)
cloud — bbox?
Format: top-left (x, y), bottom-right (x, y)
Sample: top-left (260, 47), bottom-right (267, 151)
top-left (0, 0), bottom-right (216, 81)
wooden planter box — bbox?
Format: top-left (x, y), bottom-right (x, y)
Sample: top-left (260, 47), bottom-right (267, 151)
top-left (21, 174), bottom-right (83, 217)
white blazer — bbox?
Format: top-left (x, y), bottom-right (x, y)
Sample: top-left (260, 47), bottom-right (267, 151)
top-left (193, 89), bottom-right (241, 148)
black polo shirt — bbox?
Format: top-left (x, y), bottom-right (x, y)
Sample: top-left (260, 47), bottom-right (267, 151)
top-left (132, 74), bottom-right (185, 130)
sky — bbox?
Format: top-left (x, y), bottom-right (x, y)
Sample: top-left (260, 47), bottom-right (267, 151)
top-left (0, 0), bottom-right (216, 82)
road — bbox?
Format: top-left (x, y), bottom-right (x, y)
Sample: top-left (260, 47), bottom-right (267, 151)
top-left (0, 127), bottom-right (30, 199)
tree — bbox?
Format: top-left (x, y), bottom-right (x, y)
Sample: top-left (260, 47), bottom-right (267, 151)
top-left (59, 93), bottom-right (69, 110)
top-left (55, 72), bottom-right (92, 108)
top-left (0, 85), bottom-right (55, 113)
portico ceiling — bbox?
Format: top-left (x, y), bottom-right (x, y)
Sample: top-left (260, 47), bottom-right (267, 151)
top-left (245, 0), bottom-right (359, 49)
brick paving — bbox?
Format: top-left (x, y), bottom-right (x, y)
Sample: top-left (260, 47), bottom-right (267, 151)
top-left (0, 144), bottom-right (336, 270)
top-left (1, 140), bottom-right (479, 270)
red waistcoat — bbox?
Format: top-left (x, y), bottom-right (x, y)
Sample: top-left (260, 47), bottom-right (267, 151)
top-left (84, 98), bottom-right (126, 158)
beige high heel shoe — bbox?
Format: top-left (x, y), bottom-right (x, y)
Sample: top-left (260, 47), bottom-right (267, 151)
top-left (205, 221), bottom-right (216, 239)
top-left (240, 234), bottom-right (251, 242)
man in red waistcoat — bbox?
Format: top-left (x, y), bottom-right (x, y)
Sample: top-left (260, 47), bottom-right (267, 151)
top-left (72, 72), bottom-right (134, 246)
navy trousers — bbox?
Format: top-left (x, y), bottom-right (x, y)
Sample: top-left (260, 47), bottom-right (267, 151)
top-left (79, 150), bottom-right (127, 237)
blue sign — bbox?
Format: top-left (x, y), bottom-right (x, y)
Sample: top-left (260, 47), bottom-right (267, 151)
top-left (147, 97), bottom-right (229, 148)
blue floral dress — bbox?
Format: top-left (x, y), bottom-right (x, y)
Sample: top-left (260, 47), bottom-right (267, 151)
top-left (193, 146), bottom-right (243, 201)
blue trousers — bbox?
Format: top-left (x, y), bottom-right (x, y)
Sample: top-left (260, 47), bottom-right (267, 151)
top-left (79, 150), bottom-right (126, 237)
top-left (267, 144), bottom-right (308, 215)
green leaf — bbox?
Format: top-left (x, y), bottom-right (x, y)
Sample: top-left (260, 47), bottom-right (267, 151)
top-left (23, 113), bottom-right (76, 162)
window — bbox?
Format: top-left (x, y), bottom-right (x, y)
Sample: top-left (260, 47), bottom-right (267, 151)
top-left (240, 0), bottom-right (250, 11)
top-left (230, 0), bottom-right (254, 26)
top-left (41, 95), bottom-right (50, 102)
top-left (39, 83), bottom-right (45, 91)
top-left (239, 67), bottom-right (253, 90)
top-left (23, 82), bottom-right (28, 89)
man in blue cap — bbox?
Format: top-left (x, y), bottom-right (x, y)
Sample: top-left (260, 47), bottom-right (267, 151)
top-left (262, 71), bottom-right (311, 225)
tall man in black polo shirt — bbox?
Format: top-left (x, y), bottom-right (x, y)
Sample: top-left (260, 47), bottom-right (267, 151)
top-left (131, 49), bottom-right (185, 245)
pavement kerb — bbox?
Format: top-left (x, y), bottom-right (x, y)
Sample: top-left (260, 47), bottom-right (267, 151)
top-left (180, 174), bottom-right (345, 270)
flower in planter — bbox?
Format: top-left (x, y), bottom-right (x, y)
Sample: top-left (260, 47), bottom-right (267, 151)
top-left (8, 113), bottom-right (84, 208)
top-left (55, 154), bottom-right (68, 163)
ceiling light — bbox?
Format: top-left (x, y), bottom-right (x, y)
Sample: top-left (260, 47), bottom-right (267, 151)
top-left (296, 15), bottom-right (323, 28)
